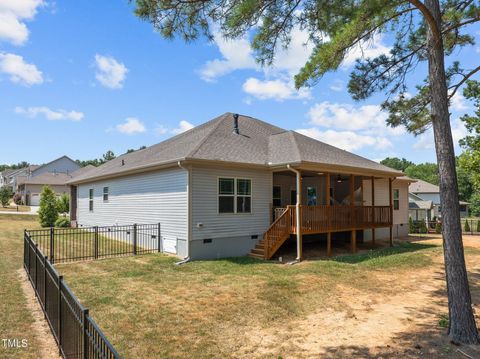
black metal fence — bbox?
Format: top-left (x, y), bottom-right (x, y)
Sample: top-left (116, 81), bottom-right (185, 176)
top-left (461, 218), bottom-right (480, 235)
top-left (24, 231), bottom-right (121, 359)
top-left (28, 223), bottom-right (162, 264)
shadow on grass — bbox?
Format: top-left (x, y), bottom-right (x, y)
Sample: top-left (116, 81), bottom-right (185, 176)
top-left (333, 242), bottom-right (438, 264)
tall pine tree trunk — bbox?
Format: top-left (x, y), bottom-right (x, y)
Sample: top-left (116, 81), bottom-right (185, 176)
top-left (425, 0), bottom-right (479, 344)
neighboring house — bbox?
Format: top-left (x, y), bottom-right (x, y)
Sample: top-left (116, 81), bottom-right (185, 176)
top-left (409, 179), bottom-right (469, 220)
top-left (408, 192), bottom-right (433, 222)
top-left (1, 165), bottom-right (39, 191)
top-left (68, 113), bottom-right (411, 260)
top-left (15, 156), bottom-right (86, 205)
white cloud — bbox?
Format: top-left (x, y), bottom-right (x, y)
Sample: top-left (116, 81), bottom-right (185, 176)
top-left (307, 101), bottom-right (388, 131)
top-left (94, 54), bottom-right (128, 89)
top-left (155, 125), bottom-right (168, 135)
top-left (15, 106), bottom-right (84, 121)
top-left (199, 26), bottom-right (313, 102)
top-left (198, 33), bottom-right (258, 82)
top-left (329, 79), bottom-right (344, 92)
top-left (0, 53), bottom-right (43, 85)
top-left (413, 118), bottom-right (467, 150)
top-left (450, 92), bottom-right (468, 111)
top-left (296, 128), bottom-right (392, 152)
top-left (0, 0), bottom-right (43, 45)
top-left (342, 33), bottom-right (391, 68)
top-left (242, 77), bottom-right (311, 101)
top-left (116, 117), bottom-right (146, 134)
top-left (171, 120), bottom-right (194, 134)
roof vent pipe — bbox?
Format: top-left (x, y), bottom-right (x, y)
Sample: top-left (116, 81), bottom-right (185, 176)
top-left (233, 113), bottom-right (239, 135)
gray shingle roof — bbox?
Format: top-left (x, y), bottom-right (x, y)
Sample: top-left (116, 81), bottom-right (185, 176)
top-left (409, 179), bottom-right (440, 194)
top-left (409, 200), bottom-right (433, 210)
top-left (70, 113), bottom-right (403, 183)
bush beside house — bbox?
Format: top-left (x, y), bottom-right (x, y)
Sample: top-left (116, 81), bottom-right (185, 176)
top-left (0, 186), bottom-right (11, 207)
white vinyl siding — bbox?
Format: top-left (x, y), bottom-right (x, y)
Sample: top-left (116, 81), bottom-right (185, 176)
top-left (77, 168), bottom-right (188, 241)
top-left (191, 166), bottom-right (272, 240)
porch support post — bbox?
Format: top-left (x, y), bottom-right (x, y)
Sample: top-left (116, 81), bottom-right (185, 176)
top-left (287, 165), bottom-right (302, 261)
top-left (326, 174), bottom-right (331, 257)
top-left (371, 176), bottom-right (375, 246)
top-left (350, 174), bottom-right (356, 253)
top-left (389, 178), bottom-right (393, 247)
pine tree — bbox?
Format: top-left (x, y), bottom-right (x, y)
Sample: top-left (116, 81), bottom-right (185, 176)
top-left (134, 0), bottom-right (480, 343)
top-left (38, 186), bottom-right (59, 228)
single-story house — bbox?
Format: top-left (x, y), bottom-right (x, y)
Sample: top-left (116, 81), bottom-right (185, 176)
top-left (409, 179), bottom-right (469, 220)
top-left (16, 156), bottom-right (92, 205)
top-left (68, 113), bottom-right (411, 260)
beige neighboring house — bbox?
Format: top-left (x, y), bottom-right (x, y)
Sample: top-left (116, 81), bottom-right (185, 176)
top-left (16, 158), bottom-right (95, 205)
top-left (68, 112), bottom-right (413, 261)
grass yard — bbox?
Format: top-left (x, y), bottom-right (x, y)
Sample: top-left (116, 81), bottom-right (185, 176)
top-left (57, 236), bottom-right (480, 359)
top-left (0, 214), bottom-right (43, 359)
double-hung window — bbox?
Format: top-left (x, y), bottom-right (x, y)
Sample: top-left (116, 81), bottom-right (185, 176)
top-left (218, 178), bottom-right (251, 213)
top-left (272, 186), bottom-right (282, 207)
top-left (89, 189), bottom-right (94, 212)
top-left (103, 187), bottom-right (109, 202)
top-left (393, 189), bottom-right (400, 210)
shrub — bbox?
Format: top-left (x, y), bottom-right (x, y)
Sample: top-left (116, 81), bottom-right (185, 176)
top-left (56, 193), bottom-right (69, 215)
top-left (464, 219), bottom-right (471, 233)
top-left (409, 217), bottom-right (415, 234)
top-left (0, 186), bottom-right (11, 207)
top-left (438, 314), bottom-right (449, 328)
top-left (435, 222), bottom-right (442, 234)
top-left (419, 219), bottom-right (428, 234)
top-left (13, 192), bottom-right (22, 205)
top-left (38, 186), bottom-right (59, 227)
top-left (54, 217), bottom-right (70, 228)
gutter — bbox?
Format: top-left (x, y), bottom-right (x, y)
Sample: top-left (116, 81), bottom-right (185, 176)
top-left (177, 161), bottom-right (191, 262)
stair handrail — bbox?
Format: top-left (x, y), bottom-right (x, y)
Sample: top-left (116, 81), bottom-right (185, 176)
top-left (264, 206), bottom-right (294, 259)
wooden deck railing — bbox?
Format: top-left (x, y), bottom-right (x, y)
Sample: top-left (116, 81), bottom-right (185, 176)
top-left (263, 205), bottom-right (392, 259)
top-left (299, 205), bottom-right (392, 234)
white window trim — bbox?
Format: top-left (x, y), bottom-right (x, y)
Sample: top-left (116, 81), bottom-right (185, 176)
top-left (393, 188), bottom-right (400, 211)
top-left (103, 186), bottom-right (109, 202)
top-left (217, 177), bottom-right (253, 214)
top-left (89, 188), bottom-right (94, 212)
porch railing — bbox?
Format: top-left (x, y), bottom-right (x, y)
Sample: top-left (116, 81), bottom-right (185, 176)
top-left (263, 205), bottom-right (392, 259)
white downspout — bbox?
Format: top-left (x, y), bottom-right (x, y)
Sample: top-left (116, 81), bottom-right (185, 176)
top-left (176, 161), bottom-right (191, 264)
top-left (287, 164), bottom-right (302, 262)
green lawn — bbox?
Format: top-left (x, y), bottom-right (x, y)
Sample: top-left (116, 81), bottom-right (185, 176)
top-left (56, 241), bottom-right (443, 359)
top-left (0, 214), bottom-right (42, 359)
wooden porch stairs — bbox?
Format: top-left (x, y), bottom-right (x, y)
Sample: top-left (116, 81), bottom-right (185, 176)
top-left (248, 207), bottom-right (293, 260)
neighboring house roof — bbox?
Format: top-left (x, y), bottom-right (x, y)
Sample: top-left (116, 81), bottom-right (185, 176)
top-left (409, 200), bottom-right (433, 210)
top-left (18, 165), bottom-right (97, 187)
top-left (409, 179), bottom-right (440, 193)
top-left (409, 192), bottom-right (425, 201)
top-left (69, 113), bottom-right (404, 184)
top-left (19, 172), bottom-right (73, 186)
top-left (31, 155), bottom-right (78, 175)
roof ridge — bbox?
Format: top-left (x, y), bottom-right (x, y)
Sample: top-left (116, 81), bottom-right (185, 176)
top-left (289, 131), bottom-right (302, 162)
top-left (186, 113), bottom-right (229, 158)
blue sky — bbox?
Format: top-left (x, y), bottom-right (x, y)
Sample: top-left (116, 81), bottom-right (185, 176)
top-left (1, 1), bottom-right (479, 165)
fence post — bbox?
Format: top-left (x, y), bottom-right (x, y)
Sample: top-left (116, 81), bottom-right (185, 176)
top-left (34, 243), bottom-right (38, 294)
top-left (94, 226), bottom-right (99, 260)
top-left (83, 309), bottom-right (89, 359)
top-left (50, 227), bottom-right (55, 264)
top-left (58, 275), bottom-right (63, 356)
top-left (43, 254), bottom-right (47, 316)
top-left (24, 230), bottom-right (28, 270)
top-left (158, 223), bottom-right (161, 253)
top-left (133, 224), bottom-right (137, 255)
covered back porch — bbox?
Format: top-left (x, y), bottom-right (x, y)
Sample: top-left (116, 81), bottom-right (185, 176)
top-left (250, 167), bottom-right (395, 260)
